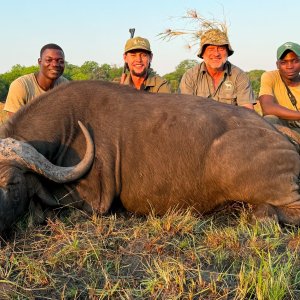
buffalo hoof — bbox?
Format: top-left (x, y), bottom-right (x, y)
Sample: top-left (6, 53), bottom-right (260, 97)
top-left (252, 203), bottom-right (300, 226)
top-left (251, 203), bottom-right (279, 223)
top-left (274, 206), bottom-right (300, 226)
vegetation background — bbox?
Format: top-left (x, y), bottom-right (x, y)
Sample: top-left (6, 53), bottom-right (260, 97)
top-left (0, 60), bottom-right (264, 102)
top-left (1, 62), bottom-right (297, 300)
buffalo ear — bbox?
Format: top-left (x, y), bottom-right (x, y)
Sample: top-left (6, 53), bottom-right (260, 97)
top-left (28, 199), bottom-right (46, 226)
top-left (27, 198), bottom-right (58, 227)
top-left (35, 184), bottom-right (59, 207)
top-left (25, 174), bottom-right (59, 207)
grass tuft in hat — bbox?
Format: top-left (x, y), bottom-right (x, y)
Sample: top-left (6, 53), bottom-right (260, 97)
top-left (158, 9), bottom-right (233, 58)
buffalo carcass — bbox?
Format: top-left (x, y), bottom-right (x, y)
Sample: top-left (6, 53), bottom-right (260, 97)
top-left (0, 80), bottom-right (300, 233)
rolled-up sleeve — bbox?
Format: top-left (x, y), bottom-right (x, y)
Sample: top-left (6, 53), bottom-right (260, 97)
top-left (235, 71), bottom-right (256, 105)
top-left (179, 69), bottom-right (196, 95)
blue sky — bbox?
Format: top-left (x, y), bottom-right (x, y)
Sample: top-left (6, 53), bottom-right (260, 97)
top-left (1, 0), bottom-right (299, 76)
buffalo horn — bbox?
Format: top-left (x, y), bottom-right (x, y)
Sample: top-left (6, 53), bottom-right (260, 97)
top-left (0, 121), bottom-right (94, 183)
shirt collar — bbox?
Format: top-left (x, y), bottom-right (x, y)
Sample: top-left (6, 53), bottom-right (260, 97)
top-left (125, 69), bottom-right (155, 88)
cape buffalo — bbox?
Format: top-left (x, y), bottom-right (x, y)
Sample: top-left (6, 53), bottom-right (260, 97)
top-left (0, 80), bottom-right (300, 233)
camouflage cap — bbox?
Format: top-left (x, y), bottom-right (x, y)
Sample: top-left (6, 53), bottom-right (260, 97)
top-left (197, 29), bottom-right (234, 58)
top-left (124, 36), bottom-right (152, 53)
top-left (277, 42), bottom-right (300, 60)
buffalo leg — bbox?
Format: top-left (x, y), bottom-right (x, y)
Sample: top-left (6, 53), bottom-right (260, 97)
top-left (252, 202), bottom-right (300, 225)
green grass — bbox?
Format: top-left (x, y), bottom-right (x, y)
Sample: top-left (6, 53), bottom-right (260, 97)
top-left (0, 204), bottom-right (300, 299)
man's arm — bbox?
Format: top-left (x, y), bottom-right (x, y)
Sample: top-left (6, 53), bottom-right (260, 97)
top-left (234, 69), bottom-right (256, 109)
top-left (241, 103), bottom-right (254, 110)
top-left (4, 79), bottom-right (27, 114)
top-left (259, 94), bottom-right (300, 120)
top-left (157, 81), bottom-right (172, 94)
top-left (179, 70), bottom-right (195, 95)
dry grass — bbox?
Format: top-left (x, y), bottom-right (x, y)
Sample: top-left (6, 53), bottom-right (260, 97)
top-left (0, 205), bottom-right (300, 299)
top-left (158, 9), bottom-right (229, 52)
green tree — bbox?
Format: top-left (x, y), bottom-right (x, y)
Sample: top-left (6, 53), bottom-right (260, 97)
top-left (107, 64), bottom-right (123, 82)
top-left (64, 62), bottom-right (81, 80)
top-left (97, 63), bottom-right (111, 80)
top-left (80, 61), bottom-right (100, 79)
top-left (0, 59), bottom-right (266, 102)
top-left (64, 61), bottom-right (102, 81)
top-left (247, 69), bottom-right (265, 99)
top-left (0, 64), bottom-right (39, 101)
top-left (0, 77), bottom-right (8, 102)
top-left (65, 61), bottom-right (123, 81)
top-left (163, 59), bottom-right (198, 92)
top-left (1, 64), bottom-right (38, 84)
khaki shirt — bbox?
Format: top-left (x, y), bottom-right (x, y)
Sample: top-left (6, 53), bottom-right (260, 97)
top-left (4, 73), bottom-right (69, 113)
top-left (179, 62), bottom-right (256, 106)
top-left (123, 70), bottom-right (171, 93)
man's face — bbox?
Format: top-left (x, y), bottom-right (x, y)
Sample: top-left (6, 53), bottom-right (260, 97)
top-left (277, 51), bottom-right (300, 81)
top-left (124, 50), bottom-right (152, 77)
top-left (202, 45), bottom-right (228, 70)
top-left (38, 48), bottom-right (65, 80)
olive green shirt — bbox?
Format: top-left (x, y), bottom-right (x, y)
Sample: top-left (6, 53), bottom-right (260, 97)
top-left (123, 70), bottom-right (171, 93)
top-left (179, 62), bottom-right (256, 106)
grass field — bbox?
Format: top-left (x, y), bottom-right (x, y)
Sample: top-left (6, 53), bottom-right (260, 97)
top-left (1, 205), bottom-right (300, 299)
top-left (0, 105), bottom-right (299, 299)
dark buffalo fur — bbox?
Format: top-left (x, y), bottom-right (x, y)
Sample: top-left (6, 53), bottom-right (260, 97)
top-left (0, 80), bottom-right (300, 232)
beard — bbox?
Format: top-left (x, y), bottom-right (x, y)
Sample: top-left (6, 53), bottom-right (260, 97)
top-left (131, 68), bottom-right (147, 77)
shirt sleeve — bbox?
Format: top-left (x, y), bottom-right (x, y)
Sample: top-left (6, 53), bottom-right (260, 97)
top-left (235, 71), bottom-right (256, 105)
top-left (258, 72), bottom-right (274, 97)
top-left (3, 79), bottom-right (28, 113)
top-left (179, 70), bottom-right (195, 95)
top-left (157, 81), bottom-right (172, 94)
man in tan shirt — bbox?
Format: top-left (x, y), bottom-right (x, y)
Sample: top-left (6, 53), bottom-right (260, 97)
top-left (4, 43), bottom-right (68, 116)
top-left (259, 42), bottom-right (300, 134)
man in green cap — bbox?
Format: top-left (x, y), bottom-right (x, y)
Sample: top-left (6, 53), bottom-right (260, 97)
top-left (259, 42), bottom-right (300, 134)
top-left (179, 29), bottom-right (255, 109)
top-left (120, 36), bottom-right (171, 93)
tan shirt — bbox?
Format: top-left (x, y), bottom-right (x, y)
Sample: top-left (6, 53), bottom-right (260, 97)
top-left (259, 70), bottom-right (300, 111)
top-left (179, 62), bottom-right (256, 106)
top-left (4, 73), bottom-right (69, 113)
top-left (123, 70), bottom-right (171, 93)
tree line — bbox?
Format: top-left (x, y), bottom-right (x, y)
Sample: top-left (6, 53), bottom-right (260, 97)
top-left (0, 60), bottom-right (265, 102)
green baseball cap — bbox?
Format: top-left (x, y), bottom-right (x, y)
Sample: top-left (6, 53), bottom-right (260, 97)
top-left (277, 42), bottom-right (300, 60)
top-left (124, 36), bottom-right (152, 53)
